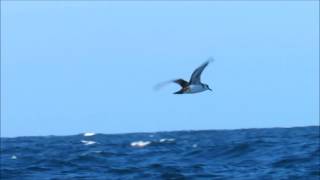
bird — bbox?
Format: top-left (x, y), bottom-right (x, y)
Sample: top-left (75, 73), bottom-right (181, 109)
top-left (155, 58), bottom-right (214, 94)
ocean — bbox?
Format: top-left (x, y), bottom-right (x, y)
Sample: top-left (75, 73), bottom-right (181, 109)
top-left (1, 126), bottom-right (319, 180)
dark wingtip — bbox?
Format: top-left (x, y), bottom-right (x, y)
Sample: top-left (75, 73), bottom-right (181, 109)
top-left (173, 90), bottom-right (184, 94)
top-left (207, 57), bottom-right (215, 63)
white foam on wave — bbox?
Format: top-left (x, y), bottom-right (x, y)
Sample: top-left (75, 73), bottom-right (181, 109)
top-left (11, 155), bottom-right (17, 160)
top-left (159, 138), bottom-right (175, 143)
top-left (192, 144), bottom-right (198, 148)
top-left (83, 132), bottom-right (96, 137)
top-left (130, 141), bottom-right (151, 148)
top-left (81, 140), bottom-right (97, 145)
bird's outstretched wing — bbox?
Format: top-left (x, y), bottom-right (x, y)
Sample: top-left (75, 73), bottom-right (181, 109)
top-left (189, 57), bottom-right (214, 84)
top-left (173, 79), bottom-right (188, 88)
top-left (154, 79), bottom-right (188, 91)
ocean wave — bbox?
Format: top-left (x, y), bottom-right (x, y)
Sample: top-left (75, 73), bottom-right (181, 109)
top-left (83, 132), bottom-right (96, 137)
top-left (159, 138), bottom-right (175, 143)
top-left (1, 126), bottom-right (319, 179)
top-left (81, 140), bottom-right (97, 146)
top-left (130, 141), bottom-right (151, 148)
top-left (11, 155), bottom-right (17, 160)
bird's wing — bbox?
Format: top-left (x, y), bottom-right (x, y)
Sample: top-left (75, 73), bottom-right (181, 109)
top-left (189, 57), bottom-right (214, 84)
top-left (173, 79), bottom-right (188, 88)
top-left (154, 80), bottom-right (172, 91)
top-left (154, 79), bottom-right (188, 91)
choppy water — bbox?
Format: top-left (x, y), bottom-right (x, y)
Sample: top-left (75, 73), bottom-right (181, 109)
top-left (1, 126), bottom-right (319, 180)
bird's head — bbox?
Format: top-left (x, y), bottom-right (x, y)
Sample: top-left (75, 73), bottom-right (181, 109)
top-left (204, 84), bottom-right (212, 91)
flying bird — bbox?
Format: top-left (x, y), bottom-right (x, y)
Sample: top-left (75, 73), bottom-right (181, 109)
top-left (156, 58), bottom-right (214, 94)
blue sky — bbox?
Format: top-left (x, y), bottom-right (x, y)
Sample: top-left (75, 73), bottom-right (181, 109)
top-left (1, 1), bottom-right (319, 137)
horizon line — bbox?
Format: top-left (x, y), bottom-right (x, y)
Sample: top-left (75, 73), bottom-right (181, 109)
top-left (1, 125), bottom-right (319, 138)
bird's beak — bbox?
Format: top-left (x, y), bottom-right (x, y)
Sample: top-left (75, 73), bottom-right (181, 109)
top-left (208, 88), bottom-right (212, 91)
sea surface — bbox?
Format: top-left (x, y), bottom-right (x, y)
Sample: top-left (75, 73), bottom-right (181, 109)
top-left (1, 126), bottom-right (319, 180)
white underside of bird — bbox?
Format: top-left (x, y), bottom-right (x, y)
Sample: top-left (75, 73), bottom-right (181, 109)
top-left (184, 84), bottom-right (208, 94)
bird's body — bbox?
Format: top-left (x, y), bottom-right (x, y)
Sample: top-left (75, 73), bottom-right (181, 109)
top-left (171, 58), bottom-right (214, 94)
top-left (188, 84), bottom-right (208, 94)
top-left (174, 84), bottom-right (208, 94)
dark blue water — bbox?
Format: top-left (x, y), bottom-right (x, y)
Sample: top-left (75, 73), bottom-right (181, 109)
top-left (1, 126), bottom-right (319, 180)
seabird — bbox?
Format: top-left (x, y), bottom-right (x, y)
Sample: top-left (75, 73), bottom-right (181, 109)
top-left (172, 58), bottom-right (214, 94)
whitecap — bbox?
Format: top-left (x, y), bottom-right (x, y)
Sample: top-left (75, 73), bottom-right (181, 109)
top-left (83, 132), bottom-right (96, 137)
top-left (159, 138), bottom-right (175, 143)
top-left (11, 155), bottom-right (17, 160)
top-left (192, 144), bottom-right (198, 148)
top-left (130, 141), bottom-right (151, 148)
top-left (81, 140), bottom-right (97, 145)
